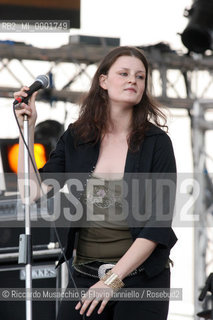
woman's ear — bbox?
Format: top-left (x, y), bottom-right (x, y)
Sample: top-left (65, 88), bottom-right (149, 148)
top-left (99, 74), bottom-right (107, 90)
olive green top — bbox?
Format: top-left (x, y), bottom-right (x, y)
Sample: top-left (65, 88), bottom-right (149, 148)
top-left (72, 174), bottom-right (133, 266)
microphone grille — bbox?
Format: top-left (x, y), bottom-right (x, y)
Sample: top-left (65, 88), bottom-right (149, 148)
top-left (36, 75), bottom-right (49, 89)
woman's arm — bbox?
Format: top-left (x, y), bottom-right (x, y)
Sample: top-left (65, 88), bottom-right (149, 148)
top-left (111, 133), bottom-right (176, 280)
top-left (75, 238), bottom-right (157, 316)
top-left (15, 87), bottom-right (50, 202)
top-left (111, 238), bottom-right (157, 280)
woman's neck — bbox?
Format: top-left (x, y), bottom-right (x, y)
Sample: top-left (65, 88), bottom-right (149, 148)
top-left (107, 105), bottom-right (132, 135)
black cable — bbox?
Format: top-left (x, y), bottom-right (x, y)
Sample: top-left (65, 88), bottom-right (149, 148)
top-left (13, 102), bottom-right (85, 320)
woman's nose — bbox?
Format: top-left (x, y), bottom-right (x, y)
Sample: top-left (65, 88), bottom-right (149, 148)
top-left (128, 75), bottom-right (136, 83)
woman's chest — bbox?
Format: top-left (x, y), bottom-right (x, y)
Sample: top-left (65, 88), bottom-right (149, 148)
top-left (93, 137), bottom-right (128, 178)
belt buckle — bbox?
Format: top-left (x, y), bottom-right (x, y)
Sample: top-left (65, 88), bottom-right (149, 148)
top-left (98, 263), bottom-right (115, 279)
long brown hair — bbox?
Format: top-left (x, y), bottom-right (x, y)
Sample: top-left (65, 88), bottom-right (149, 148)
top-left (71, 46), bottom-right (167, 151)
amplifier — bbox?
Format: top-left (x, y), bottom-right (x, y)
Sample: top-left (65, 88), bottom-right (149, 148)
top-left (0, 258), bottom-right (63, 320)
top-left (0, 226), bottom-right (68, 252)
top-left (0, 192), bottom-right (69, 251)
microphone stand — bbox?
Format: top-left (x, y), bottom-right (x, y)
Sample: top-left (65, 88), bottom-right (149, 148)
top-left (18, 114), bottom-right (33, 320)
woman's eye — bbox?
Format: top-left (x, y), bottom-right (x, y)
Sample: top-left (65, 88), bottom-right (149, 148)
top-left (120, 72), bottom-right (128, 76)
top-left (137, 75), bottom-right (144, 80)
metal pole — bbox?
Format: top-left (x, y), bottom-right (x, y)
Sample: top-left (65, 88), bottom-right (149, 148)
top-left (192, 100), bottom-right (207, 319)
top-left (23, 114), bottom-right (33, 320)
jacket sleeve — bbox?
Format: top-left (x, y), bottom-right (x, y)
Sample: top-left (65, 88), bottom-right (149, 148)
top-left (39, 130), bottom-right (67, 174)
top-left (136, 133), bottom-right (177, 248)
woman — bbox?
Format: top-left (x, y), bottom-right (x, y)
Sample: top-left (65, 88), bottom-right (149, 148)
top-left (15, 46), bottom-right (177, 320)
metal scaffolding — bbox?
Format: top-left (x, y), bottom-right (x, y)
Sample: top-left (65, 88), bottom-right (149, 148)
top-left (0, 40), bottom-right (213, 319)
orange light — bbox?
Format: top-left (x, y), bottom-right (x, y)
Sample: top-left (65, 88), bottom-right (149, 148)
top-left (7, 143), bottom-right (47, 173)
top-left (8, 143), bottom-right (19, 173)
top-left (34, 144), bottom-right (47, 169)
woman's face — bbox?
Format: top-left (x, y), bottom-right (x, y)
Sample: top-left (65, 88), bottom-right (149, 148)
top-left (99, 55), bottom-right (146, 108)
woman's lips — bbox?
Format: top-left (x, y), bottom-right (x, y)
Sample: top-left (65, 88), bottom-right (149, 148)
top-left (125, 87), bottom-right (137, 93)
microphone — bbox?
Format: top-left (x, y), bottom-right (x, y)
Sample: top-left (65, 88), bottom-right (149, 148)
top-left (13, 75), bottom-right (49, 105)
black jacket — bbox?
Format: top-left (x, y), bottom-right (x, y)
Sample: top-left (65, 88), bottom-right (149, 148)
top-left (39, 122), bottom-right (177, 278)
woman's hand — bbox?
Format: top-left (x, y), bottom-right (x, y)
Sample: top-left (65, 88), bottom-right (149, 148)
top-left (13, 86), bottom-right (38, 129)
top-left (75, 280), bottom-right (114, 317)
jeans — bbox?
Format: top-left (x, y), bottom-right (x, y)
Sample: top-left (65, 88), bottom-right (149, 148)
top-left (57, 263), bottom-right (170, 320)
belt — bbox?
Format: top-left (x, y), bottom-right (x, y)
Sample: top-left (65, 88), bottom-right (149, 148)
top-left (73, 258), bottom-right (173, 280)
top-left (73, 261), bottom-right (145, 279)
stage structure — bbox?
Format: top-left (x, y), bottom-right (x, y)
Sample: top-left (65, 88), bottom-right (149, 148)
top-left (0, 39), bottom-right (213, 319)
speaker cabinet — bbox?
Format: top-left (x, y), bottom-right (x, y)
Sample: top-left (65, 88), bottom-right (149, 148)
top-left (0, 260), bottom-right (61, 320)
